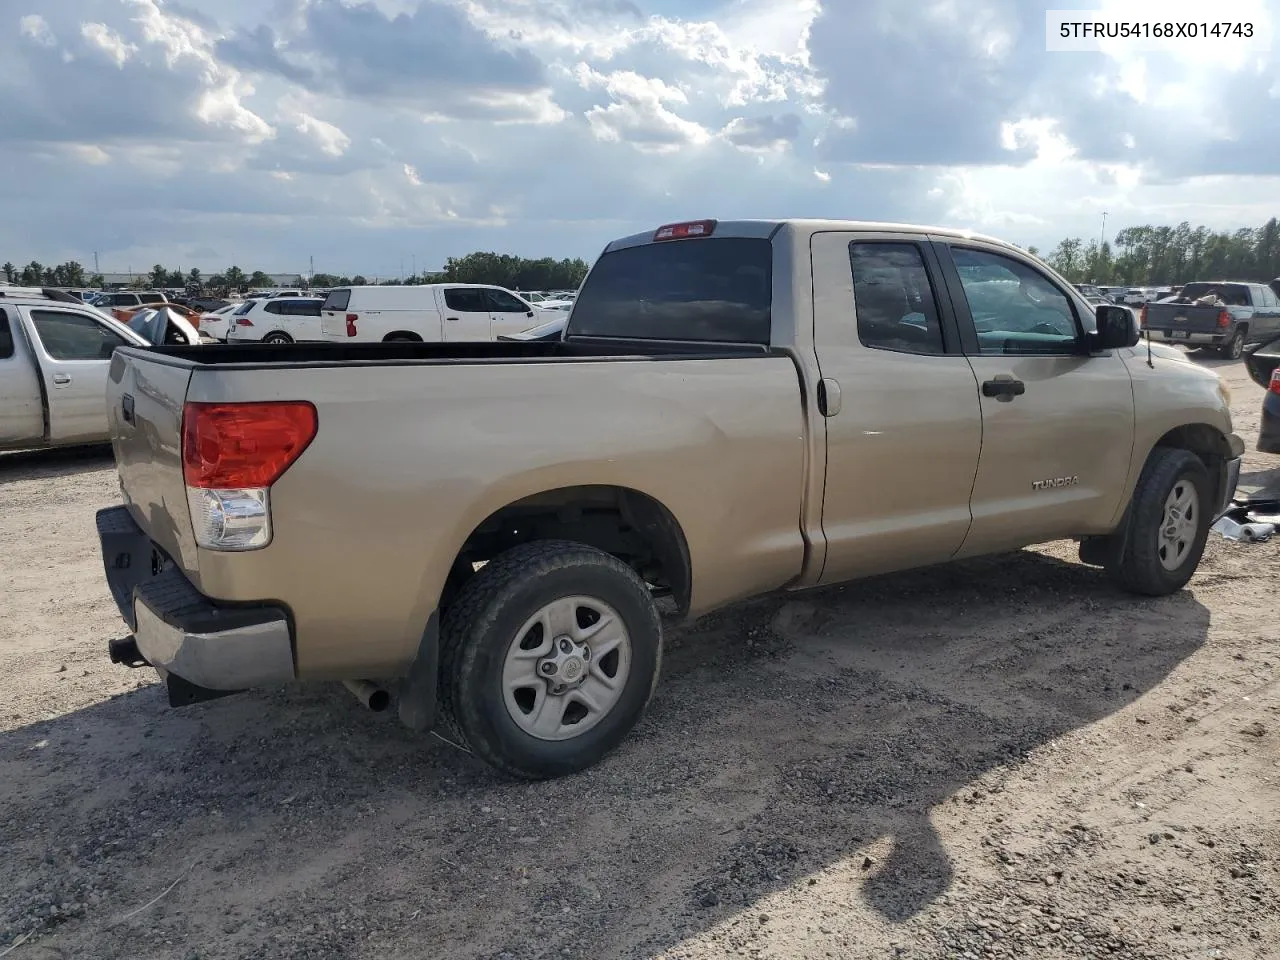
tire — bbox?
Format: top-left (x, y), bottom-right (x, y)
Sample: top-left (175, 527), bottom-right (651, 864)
top-left (438, 540), bottom-right (662, 779)
top-left (1220, 327), bottom-right (1245, 360)
top-left (1107, 448), bottom-right (1212, 597)
top-left (263, 332), bottom-right (293, 345)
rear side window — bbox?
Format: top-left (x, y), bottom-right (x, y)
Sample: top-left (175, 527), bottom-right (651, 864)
top-left (444, 288), bottom-right (487, 312)
top-left (569, 237), bottom-right (772, 343)
top-left (323, 289), bottom-right (351, 311)
top-left (139, 293), bottom-right (164, 305)
top-left (486, 289), bottom-right (531, 313)
top-left (265, 301), bottom-right (285, 315)
top-left (0, 309), bottom-right (13, 359)
top-left (850, 242), bottom-right (946, 355)
top-left (283, 300), bottom-right (322, 317)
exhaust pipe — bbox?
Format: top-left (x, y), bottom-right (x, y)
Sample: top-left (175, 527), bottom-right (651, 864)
top-left (343, 679), bottom-right (390, 712)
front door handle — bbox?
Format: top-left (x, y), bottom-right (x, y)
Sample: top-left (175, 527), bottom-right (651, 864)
top-left (52, 373), bottom-right (71, 386)
top-left (982, 376), bottom-right (1025, 401)
top-left (817, 377), bottom-right (842, 417)
top-left (446, 317), bottom-right (459, 322)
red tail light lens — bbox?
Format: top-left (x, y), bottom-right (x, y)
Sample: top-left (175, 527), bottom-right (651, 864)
top-left (346, 313), bottom-right (358, 337)
top-left (1217, 309), bottom-right (1231, 329)
top-left (182, 401), bottom-right (318, 489)
top-left (1270, 369), bottom-right (1280, 396)
top-left (236, 317), bottom-right (254, 326)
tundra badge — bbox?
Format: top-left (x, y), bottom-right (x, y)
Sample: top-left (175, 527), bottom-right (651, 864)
top-left (1032, 476), bottom-right (1079, 491)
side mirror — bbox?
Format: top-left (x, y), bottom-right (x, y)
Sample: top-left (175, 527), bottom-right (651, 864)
top-left (1089, 304), bottom-right (1140, 350)
top-left (526, 310), bottom-right (534, 318)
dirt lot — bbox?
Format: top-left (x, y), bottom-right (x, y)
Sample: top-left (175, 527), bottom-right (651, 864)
top-left (2, 353), bottom-right (1278, 960)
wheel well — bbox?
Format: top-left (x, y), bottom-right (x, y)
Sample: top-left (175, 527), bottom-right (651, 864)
top-left (1153, 423), bottom-right (1232, 502)
top-left (265, 330), bottom-right (292, 340)
top-left (383, 331), bottom-right (422, 342)
top-left (442, 485), bottom-right (692, 615)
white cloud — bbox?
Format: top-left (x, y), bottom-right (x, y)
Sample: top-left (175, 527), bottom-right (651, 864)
top-left (576, 65), bottom-right (712, 152)
top-left (296, 114), bottom-right (351, 156)
top-left (80, 23), bottom-right (136, 67)
top-left (19, 14), bottom-right (57, 48)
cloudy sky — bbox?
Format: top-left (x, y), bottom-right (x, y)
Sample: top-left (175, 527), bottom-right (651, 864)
top-left (4, 0), bottom-right (1279, 278)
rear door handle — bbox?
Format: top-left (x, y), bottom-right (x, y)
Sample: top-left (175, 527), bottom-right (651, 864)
top-left (446, 317), bottom-right (459, 322)
top-left (52, 373), bottom-right (71, 385)
top-left (982, 377), bottom-right (1025, 400)
top-left (817, 377), bottom-right (842, 417)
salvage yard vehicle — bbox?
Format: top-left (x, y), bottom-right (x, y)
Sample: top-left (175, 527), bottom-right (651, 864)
top-left (1141, 281), bottom-right (1280, 359)
top-left (319, 284), bottom-right (554, 342)
top-left (1, 287), bottom-right (154, 450)
top-left (96, 218), bottom-right (1243, 780)
top-left (1244, 334), bottom-right (1280, 453)
top-left (226, 297), bottom-right (325, 344)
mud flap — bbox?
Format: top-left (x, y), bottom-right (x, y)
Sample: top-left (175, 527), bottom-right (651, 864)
top-left (397, 611), bottom-right (439, 733)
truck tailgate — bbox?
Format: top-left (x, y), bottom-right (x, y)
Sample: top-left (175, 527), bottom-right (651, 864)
top-left (106, 349), bottom-right (198, 572)
top-left (1144, 303), bottom-right (1223, 334)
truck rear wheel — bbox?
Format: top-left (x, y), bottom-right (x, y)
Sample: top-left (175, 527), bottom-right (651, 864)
top-left (1220, 327), bottom-right (1246, 359)
top-left (437, 540), bottom-right (662, 779)
top-left (1107, 448), bottom-right (1211, 596)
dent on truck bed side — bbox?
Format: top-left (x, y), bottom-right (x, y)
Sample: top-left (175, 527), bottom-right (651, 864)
top-left (185, 355), bottom-right (811, 680)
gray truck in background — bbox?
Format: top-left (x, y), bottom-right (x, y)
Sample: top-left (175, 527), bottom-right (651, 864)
top-left (1141, 281), bottom-right (1280, 359)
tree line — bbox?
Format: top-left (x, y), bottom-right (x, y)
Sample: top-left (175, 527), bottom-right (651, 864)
top-left (2, 251), bottom-right (591, 295)
top-left (1037, 218), bottom-right (1280, 286)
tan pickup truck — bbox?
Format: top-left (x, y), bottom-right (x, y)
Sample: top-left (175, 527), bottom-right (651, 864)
top-left (96, 219), bottom-right (1243, 779)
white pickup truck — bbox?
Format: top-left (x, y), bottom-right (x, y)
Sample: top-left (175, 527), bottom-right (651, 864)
top-left (1, 288), bottom-right (203, 451)
top-left (319, 283), bottom-right (554, 342)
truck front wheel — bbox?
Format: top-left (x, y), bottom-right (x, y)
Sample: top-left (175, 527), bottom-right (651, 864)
top-left (438, 540), bottom-right (662, 779)
top-left (1107, 448), bottom-right (1211, 596)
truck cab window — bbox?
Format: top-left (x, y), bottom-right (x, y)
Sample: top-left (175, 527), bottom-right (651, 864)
top-left (950, 247), bottom-right (1080, 355)
top-left (30, 310), bottom-right (128, 360)
top-left (849, 242), bottom-right (946, 355)
top-left (445, 289), bottom-right (487, 312)
top-left (485, 289), bottom-right (531, 313)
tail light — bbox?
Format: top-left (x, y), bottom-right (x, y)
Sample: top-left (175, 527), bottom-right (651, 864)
top-left (181, 401), bottom-right (317, 551)
top-left (346, 313), bottom-right (358, 337)
top-left (1217, 309), bottom-right (1231, 329)
top-left (236, 317), bottom-right (254, 326)
top-left (1270, 369), bottom-right (1280, 396)
top-left (1139, 304), bottom-right (1148, 329)
top-left (654, 219), bottom-right (717, 241)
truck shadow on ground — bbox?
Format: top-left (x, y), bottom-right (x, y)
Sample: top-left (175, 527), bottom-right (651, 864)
top-left (0, 444), bottom-right (114, 486)
top-left (0, 550), bottom-right (1210, 960)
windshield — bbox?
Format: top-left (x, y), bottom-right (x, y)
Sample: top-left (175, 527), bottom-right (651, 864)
top-left (568, 237), bottom-right (772, 343)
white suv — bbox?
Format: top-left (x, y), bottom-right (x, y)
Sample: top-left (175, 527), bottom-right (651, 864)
top-left (226, 297), bottom-right (325, 344)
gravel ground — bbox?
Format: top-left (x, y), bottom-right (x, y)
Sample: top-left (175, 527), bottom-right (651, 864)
top-left (1, 352), bottom-right (1277, 960)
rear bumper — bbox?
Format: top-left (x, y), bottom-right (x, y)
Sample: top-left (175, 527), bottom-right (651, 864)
top-left (1148, 330), bottom-right (1228, 346)
top-left (96, 506), bottom-right (295, 696)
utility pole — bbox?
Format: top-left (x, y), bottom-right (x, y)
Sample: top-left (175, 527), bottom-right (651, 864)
top-left (1100, 211), bottom-right (1108, 249)
top-left (94, 251), bottom-right (99, 276)
top-left (412, 253), bottom-right (416, 279)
